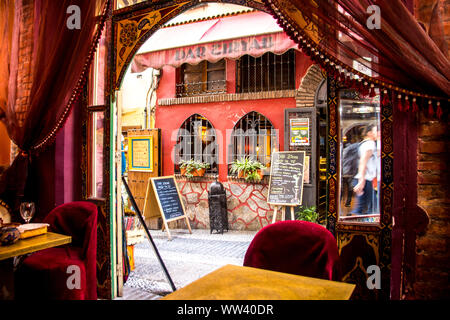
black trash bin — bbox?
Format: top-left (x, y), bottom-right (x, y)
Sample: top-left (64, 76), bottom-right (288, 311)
top-left (208, 180), bottom-right (229, 234)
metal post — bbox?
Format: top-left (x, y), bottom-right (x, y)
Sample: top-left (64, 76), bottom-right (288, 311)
top-left (121, 176), bottom-right (177, 292)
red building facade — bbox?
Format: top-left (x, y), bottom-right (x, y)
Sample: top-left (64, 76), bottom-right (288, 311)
top-left (132, 10), bottom-right (316, 230)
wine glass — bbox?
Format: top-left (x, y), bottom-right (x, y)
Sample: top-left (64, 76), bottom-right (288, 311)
top-left (20, 202), bottom-right (35, 224)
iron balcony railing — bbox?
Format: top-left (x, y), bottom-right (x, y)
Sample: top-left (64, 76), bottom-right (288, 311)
top-left (176, 80), bottom-right (227, 98)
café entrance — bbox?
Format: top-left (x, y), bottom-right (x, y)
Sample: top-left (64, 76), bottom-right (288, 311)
top-left (88, 0), bottom-right (404, 300)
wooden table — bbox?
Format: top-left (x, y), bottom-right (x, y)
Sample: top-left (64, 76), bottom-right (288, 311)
top-left (0, 232), bottom-right (72, 261)
top-left (162, 264), bottom-right (355, 300)
top-left (0, 232), bottom-right (72, 299)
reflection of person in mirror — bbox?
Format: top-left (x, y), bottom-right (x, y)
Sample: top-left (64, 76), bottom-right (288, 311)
top-left (373, 129), bottom-right (381, 214)
top-left (352, 124), bottom-right (378, 215)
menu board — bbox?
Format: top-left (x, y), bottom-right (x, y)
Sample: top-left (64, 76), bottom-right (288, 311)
top-left (143, 176), bottom-right (192, 240)
top-left (267, 151), bottom-right (305, 206)
top-left (151, 177), bottom-right (185, 221)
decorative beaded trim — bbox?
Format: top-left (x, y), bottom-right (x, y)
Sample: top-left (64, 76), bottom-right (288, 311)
top-left (31, 0), bottom-right (112, 153)
top-left (263, 0), bottom-right (448, 115)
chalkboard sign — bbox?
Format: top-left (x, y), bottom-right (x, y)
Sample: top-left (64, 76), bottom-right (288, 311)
top-left (143, 176), bottom-right (192, 240)
top-left (267, 151), bottom-right (305, 206)
top-left (152, 177), bottom-right (185, 220)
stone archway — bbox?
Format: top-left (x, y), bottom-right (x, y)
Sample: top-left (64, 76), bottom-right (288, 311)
top-left (295, 64), bottom-right (325, 108)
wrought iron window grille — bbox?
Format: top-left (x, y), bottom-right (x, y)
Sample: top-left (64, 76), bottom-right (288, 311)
top-left (176, 80), bottom-right (227, 97)
top-left (228, 111), bottom-right (278, 176)
top-left (237, 49), bottom-right (296, 93)
top-left (174, 114), bottom-right (218, 176)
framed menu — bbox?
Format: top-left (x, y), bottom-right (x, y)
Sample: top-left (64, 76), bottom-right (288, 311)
top-left (128, 136), bottom-right (153, 172)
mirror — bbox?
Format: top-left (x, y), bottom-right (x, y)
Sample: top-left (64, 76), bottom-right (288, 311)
top-left (338, 89), bottom-right (380, 223)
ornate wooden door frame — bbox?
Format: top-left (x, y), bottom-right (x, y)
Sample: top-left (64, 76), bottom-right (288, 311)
top-left (109, 0), bottom-right (269, 298)
top-left (326, 77), bottom-right (394, 300)
top-left (111, 0), bottom-right (268, 91)
top-left (108, 0), bottom-right (395, 300)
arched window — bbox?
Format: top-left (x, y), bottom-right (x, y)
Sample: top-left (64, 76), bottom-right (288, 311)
top-left (174, 114), bottom-right (218, 175)
top-left (228, 111), bottom-right (277, 174)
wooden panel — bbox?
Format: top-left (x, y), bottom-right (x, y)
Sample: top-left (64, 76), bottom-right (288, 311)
top-left (337, 230), bottom-right (380, 300)
top-left (126, 129), bottom-right (161, 229)
top-left (127, 129), bottom-right (161, 210)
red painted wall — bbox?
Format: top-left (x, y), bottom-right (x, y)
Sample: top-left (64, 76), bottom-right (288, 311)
top-left (296, 51), bottom-right (314, 89)
top-left (155, 51), bottom-right (313, 182)
top-left (155, 97), bottom-right (295, 181)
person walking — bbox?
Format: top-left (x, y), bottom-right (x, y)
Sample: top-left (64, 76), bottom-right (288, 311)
top-left (351, 124), bottom-right (378, 216)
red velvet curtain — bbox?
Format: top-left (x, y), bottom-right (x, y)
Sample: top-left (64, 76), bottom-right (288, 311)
top-left (264, 0), bottom-right (449, 104)
top-left (0, 0), bottom-right (109, 209)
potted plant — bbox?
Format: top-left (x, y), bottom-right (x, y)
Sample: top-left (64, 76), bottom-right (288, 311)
top-left (230, 157), bottom-right (264, 183)
top-left (295, 206), bottom-right (319, 223)
top-left (179, 159), bottom-right (210, 178)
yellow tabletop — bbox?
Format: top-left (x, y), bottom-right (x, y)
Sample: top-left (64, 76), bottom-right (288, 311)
top-left (0, 232), bottom-right (72, 261)
top-left (163, 264), bottom-right (355, 300)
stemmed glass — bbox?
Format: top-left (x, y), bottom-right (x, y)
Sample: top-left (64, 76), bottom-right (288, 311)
top-left (20, 202), bottom-right (35, 224)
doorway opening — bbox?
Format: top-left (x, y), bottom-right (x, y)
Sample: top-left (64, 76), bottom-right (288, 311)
top-left (115, 2), bottom-right (284, 298)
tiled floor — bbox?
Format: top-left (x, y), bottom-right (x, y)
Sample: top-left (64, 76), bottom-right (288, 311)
top-left (116, 228), bottom-right (256, 300)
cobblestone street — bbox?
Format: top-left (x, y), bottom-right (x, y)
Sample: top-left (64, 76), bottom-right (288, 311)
top-left (120, 228), bottom-right (256, 299)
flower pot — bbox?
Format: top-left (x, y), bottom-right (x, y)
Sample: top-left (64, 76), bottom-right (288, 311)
top-left (238, 169), bottom-right (262, 182)
top-left (193, 168), bottom-right (205, 177)
top-left (180, 168), bottom-right (205, 177)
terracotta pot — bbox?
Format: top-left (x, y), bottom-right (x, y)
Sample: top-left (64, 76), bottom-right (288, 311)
top-left (238, 169), bottom-right (262, 181)
top-left (181, 168), bottom-right (205, 177)
top-left (193, 168), bottom-right (205, 177)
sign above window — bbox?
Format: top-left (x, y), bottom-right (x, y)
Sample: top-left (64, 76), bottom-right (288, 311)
top-left (132, 32), bottom-right (298, 72)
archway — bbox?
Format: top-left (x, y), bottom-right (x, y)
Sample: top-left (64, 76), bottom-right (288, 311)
top-left (110, 1), bottom-right (292, 299)
top-left (99, 0), bottom-right (394, 300)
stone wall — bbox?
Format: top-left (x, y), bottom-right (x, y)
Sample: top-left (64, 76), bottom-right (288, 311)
top-left (176, 178), bottom-right (275, 231)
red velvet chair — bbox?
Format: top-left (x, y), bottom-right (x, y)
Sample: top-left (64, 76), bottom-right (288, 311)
top-left (15, 201), bottom-right (98, 300)
top-left (243, 220), bottom-right (340, 281)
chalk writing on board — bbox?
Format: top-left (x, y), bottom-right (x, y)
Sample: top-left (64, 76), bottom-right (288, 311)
top-left (267, 151), bottom-right (305, 205)
top-left (153, 178), bottom-right (184, 220)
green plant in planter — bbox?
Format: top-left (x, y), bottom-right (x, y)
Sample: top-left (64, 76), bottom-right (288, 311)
top-left (179, 159), bottom-right (210, 178)
top-left (230, 157), bottom-right (264, 183)
top-left (295, 206), bottom-right (318, 223)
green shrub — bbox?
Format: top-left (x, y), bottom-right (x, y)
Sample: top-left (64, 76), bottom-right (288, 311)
top-left (295, 206), bottom-right (318, 223)
top-left (230, 157), bottom-right (264, 182)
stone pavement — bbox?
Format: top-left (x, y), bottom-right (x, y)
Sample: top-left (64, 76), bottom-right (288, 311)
top-left (120, 228), bottom-right (257, 299)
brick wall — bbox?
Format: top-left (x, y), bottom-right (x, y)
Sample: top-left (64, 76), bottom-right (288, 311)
top-left (0, 0), bottom-right (34, 167)
top-left (295, 64), bottom-right (324, 108)
top-left (410, 0), bottom-right (450, 299)
top-left (414, 111), bottom-right (450, 299)
top-left (15, 0), bottom-right (34, 125)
